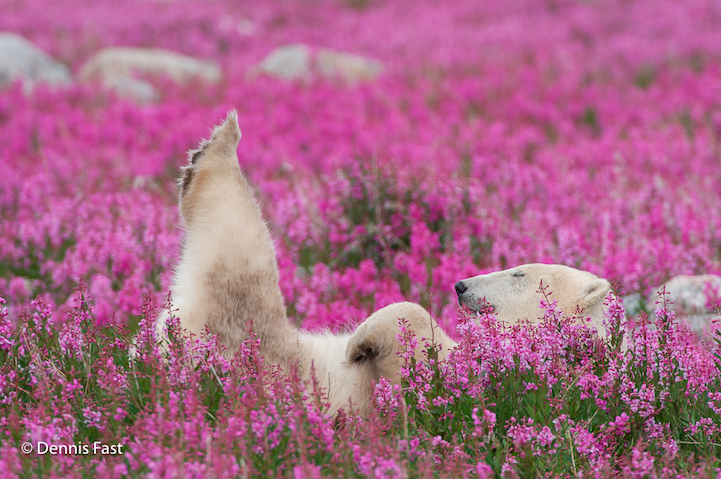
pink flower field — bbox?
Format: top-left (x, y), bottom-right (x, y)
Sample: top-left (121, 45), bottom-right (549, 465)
top-left (1, 0), bottom-right (721, 476)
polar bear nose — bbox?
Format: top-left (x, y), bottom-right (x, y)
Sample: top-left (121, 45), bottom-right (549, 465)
top-left (454, 281), bottom-right (467, 296)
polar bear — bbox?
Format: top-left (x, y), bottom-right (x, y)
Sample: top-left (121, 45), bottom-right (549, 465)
top-left (454, 264), bottom-right (612, 336)
top-left (157, 112), bottom-right (454, 415)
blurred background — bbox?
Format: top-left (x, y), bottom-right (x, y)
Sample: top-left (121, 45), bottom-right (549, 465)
top-left (1, 0), bottom-right (721, 332)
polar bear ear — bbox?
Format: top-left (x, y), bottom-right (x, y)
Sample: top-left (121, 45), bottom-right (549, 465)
top-left (347, 338), bottom-right (382, 365)
top-left (347, 322), bottom-right (393, 366)
top-left (578, 277), bottom-right (611, 308)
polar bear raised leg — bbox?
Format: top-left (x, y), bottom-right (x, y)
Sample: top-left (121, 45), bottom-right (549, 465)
top-left (159, 111), bottom-right (299, 364)
top-left (159, 112), bottom-right (455, 415)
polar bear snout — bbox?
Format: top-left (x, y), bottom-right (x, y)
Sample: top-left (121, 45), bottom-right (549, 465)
top-left (457, 292), bottom-right (495, 313)
top-left (456, 280), bottom-right (492, 311)
top-left (454, 281), bottom-right (467, 296)
top-left (454, 276), bottom-right (491, 310)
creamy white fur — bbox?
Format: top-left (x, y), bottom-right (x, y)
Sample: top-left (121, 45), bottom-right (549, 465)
top-left (157, 113), bottom-right (453, 416)
top-left (456, 263), bottom-right (612, 336)
top-left (158, 114), bottom-right (616, 417)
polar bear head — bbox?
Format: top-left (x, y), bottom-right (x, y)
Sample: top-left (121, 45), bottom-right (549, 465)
top-left (454, 264), bottom-right (611, 330)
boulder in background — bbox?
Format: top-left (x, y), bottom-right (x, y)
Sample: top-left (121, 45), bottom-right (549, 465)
top-left (627, 274), bottom-right (721, 333)
top-left (0, 33), bottom-right (72, 88)
top-left (254, 43), bottom-right (382, 83)
top-left (78, 47), bottom-right (222, 101)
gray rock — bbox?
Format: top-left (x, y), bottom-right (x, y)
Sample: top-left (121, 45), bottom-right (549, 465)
top-left (316, 48), bottom-right (383, 82)
top-left (0, 33), bottom-right (71, 88)
top-left (650, 274), bottom-right (721, 332)
top-left (78, 47), bottom-right (222, 88)
top-left (103, 77), bottom-right (157, 104)
top-left (622, 293), bottom-right (645, 318)
top-left (254, 43), bottom-right (383, 83)
top-left (255, 44), bottom-right (312, 80)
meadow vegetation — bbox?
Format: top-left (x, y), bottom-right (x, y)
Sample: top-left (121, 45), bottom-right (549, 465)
top-left (1, 0), bottom-right (721, 476)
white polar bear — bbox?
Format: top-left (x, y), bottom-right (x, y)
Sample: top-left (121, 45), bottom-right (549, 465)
top-left (454, 264), bottom-right (613, 336)
top-left (157, 112), bottom-right (454, 416)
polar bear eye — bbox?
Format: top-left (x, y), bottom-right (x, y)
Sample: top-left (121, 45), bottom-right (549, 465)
top-left (511, 271), bottom-right (525, 278)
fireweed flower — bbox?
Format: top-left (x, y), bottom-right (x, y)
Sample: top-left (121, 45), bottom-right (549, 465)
top-left (2, 0), bottom-right (721, 475)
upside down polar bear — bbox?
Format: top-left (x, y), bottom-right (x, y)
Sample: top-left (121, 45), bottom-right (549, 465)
top-left (158, 112), bottom-right (616, 415)
top-left (157, 112), bottom-right (454, 415)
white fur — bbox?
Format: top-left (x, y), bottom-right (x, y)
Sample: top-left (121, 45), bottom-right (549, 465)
top-left (157, 113), bottom-right (451, 416)
top-left (456, 263), bottom-right (612, 337)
